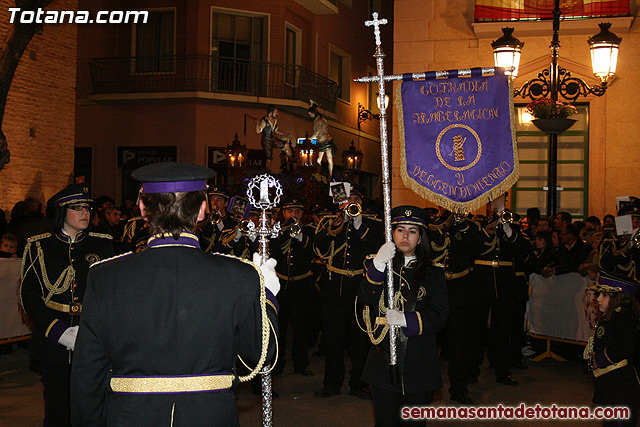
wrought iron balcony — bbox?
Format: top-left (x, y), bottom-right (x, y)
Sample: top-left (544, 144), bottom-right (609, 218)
top-left (89, 54), bottom-right (339, 112)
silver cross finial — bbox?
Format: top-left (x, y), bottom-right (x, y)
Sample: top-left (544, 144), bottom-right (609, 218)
top-left (365, 12), bottom-right (387, 47)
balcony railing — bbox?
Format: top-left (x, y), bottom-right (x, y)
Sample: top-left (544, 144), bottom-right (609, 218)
top-left (89, 54), bottom-right (339, 112)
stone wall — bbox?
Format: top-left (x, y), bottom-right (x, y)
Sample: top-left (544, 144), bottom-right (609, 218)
top-left (0, 0), bottom-right (77, 217)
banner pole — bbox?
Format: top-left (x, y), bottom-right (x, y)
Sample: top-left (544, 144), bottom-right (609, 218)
top-left (357, 13), bottom-right (398, 379)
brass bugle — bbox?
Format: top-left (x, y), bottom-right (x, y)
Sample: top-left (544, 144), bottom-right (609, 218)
top-left (289, 219), bottom-right (302, 237)
top-left (631, 231), bottom-right (640, 248)
top-left (239, 218), bottom-right (254, 235)
top-left (499, 209), bottom-right (514, 224)
top-left (209, 208), bottom-right (221, 225)
top-left (281, 219), bottom-right (302, 237)
top-left (345, 202), bottom-right (362, 218)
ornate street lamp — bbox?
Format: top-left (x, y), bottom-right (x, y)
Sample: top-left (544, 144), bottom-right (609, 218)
top-left (295, 133), bottom-right (318, 170)
top-left (376, 93), bottom-right (390, 109)
top-left (342, 140), bottom-right (364, 178)
top-left (491, 27), bottom-right (524, 77)
top-left (588, 22), bottom-right (622, 86)
top-left (494, 0), bottom-right (622, 217)
top-left (357, 102), bottom-right (380, 131)
top-left (226, 133), bottom-right (249, 183)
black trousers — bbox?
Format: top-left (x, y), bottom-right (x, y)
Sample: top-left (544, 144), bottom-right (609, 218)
top-left (446, 302), bottom-right (478, 395)
top-left (276, 278), bottom-right (313, 370)
top-left (321, 292), bottom-right (370, 391)
top-left (371, 385), bottom-right (433, 427)
top-left (478, 293), bottom-right (512, 379)
top-left (41, 360), bottom-right (72, 427)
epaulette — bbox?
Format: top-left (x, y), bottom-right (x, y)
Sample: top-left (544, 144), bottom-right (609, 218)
top-left (127, 216), bottom-right (143, 222)
top-left (27, 232), bottom-right (51, 242)
top-left (89, 232), bottom-right (113, 240)
top-left (364, 215), bottom-right (382, 222)
top-left (429, 212), bottom-right (454, 231)
top-left (90, 251), bottom-right (133, 268)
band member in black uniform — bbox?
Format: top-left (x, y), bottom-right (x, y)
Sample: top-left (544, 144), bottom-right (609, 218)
top-left (598, 198), bottom-right (640, 280)
top-left (358, 206), bottom-right (448, 425)
top-left (198, 187), bottom-right (238, 254)
top-left (119, 215), bottom-right (149, 253)
top-left (70, 162), bottom-right (280, 426)
top-left (473, 209), bottom-right (529, 386)
top-left (20, 184), bottom-right (114, 426)
top-left (584, 272), bottom-right (640, 427)
top-left (428, 211), bottom-right (484, 404)
top-left (313, 189), bottom-right (384, 399)
top-left (271, 198), bottom-right (315, 376)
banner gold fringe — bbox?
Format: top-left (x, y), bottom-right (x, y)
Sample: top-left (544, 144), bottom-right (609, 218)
top-left (396, 76), bottom-right (520, 214)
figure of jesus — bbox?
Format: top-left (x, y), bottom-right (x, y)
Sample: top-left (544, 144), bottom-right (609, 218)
top-left (308, 103), bottom-right (336, 177)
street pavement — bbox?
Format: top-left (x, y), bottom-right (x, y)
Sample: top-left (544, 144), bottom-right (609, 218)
top-left (1, 342), bottom-right (614, 426)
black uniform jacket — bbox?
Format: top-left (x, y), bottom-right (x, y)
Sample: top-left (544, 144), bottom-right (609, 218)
top-left (271, 224), bottom-right (315, 287)
top-left (20, 230), bottom-right (114, 363)
top-left (474, 220), bottom-right (530, 300)
top-left (591, 308), bottom-right (640, 406)
top-left (358, 258), bottom-right (448, 393)
top-left (198, 214), bottom-right (238, 254)
top-left (314, 214), bottom-right (384, 298)
top-left (70, 232), bottom-right (279, 426)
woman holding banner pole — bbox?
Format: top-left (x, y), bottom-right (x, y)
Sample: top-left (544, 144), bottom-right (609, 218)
top-left (358, 206), bottom-right (448, 426)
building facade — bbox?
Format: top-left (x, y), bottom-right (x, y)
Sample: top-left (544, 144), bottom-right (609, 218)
top-left (76, 0), bottom-right (393, 203)
top-left (392, 0), bottom-right (638, 219)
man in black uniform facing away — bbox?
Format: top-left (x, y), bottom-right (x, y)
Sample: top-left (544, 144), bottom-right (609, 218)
top-left (20, 184), bottom-right (114, 426)
top-left (70, 162), bottom-right (280, 426)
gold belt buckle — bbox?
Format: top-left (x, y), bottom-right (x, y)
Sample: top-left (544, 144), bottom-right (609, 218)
top-left (346, 270), bottom-right (354, 277)
top-left (445, 271), bottom-right (453, 279)
top-left (69, 302), bottom-right (82, 315)
top-left (491, 260), bottom-right (499, 268)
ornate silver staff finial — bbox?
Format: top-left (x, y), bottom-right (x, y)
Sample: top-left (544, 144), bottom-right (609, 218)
top-left (356, 13), bottom-right (398, 383)
top-left (246, 173), bottom-right (282, 427)
top-left (365, 12), bottom-right (387, 47)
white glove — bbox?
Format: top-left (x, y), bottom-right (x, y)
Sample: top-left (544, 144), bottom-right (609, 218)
top-left (233, 228), bottom-right (243, 242)
top-left (58, 325), bottom-right (79, 351)
top-left (293, 232), bottom-right (303, 242)
top-left (502, 223), bottom-right (513, 238)
top-left (352, 214), bottom-right (363, 229)
top-left (373, 241), bottom-right (396, 271)
top-left (216, 221), bottom-right (225, 232)
top-left (386, 309), bottom-right (407, 327)
top-left (253, 253), bottom-right (280, 296)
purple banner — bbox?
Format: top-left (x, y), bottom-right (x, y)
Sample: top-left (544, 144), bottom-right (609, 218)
top-left (397, 69), bottom-right (518, 213)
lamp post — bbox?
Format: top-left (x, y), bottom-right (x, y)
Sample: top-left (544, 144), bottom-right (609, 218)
top-left (493, 0), bottom-right (621, 217)
top-left (342, 140), bottom-right (364, 181)
top-left (226, 133), bottom-right (249, 185)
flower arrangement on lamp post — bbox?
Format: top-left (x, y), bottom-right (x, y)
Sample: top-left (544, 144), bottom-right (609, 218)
top-left (526, 98), bottom-right (577, 134)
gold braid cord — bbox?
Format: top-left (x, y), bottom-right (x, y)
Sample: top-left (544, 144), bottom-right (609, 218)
top-left (35, 241), bottom-right (75, 303)
top-left (359, 289), bottom-right (405, 345)
top-left (210, 253), bottom-right (274, 383)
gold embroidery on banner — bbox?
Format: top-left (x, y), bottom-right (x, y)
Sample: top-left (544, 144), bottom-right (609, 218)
top-left (435, 124), bottom-right (482, 171)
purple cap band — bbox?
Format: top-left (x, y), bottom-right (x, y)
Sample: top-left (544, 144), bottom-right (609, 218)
top-left (142, 180), bottom-right (207, 194)
top-left (598, 276), bottom-right (639, 295)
